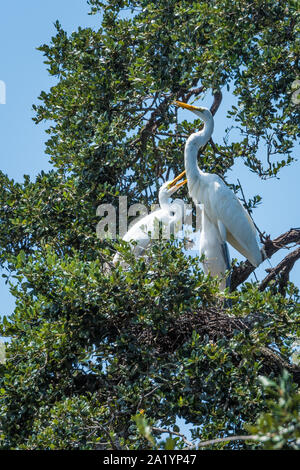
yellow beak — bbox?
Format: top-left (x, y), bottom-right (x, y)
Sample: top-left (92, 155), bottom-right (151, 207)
top-left (167, 170), bottom-right (187, 189)
top-left (174, 100), bottom-right (205, 112)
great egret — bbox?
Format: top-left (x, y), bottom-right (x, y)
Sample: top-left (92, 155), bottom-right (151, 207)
top-left (113, 179), bottom-right (186, 266)
top-left (197, 203), bottom-right (228, 290)
top-left (171, 100), bottom-right (262, 271)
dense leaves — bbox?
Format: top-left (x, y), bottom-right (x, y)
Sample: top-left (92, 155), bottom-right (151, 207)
top-left (0, 0), bottom-right (299, 449)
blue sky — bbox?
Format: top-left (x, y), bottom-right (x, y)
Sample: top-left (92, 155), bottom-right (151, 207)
top-left (0, 0), bottom-right (299, 320)
top-left (0, 1), bottom-right (100, 317)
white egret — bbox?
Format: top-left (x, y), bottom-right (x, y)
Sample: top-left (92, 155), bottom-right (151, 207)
top-left (171, 100), bottom-right (262, 272)
top-left (113, 178), bottom-right (186, 266)
top-left (197, 203), bottom-right (228, 290)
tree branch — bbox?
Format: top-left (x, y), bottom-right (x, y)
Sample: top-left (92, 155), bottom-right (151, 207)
top-left (231, 228), bottom-right (300, 291)
top-left (210, 90), bottom-right (223, 116)
top-left (130, 95), bottom-right (171, 151)
top-left (179, 85), bottom-right (205, 104)
top-left (153, 426), bottom-right (265, 449)
top-left (152, 426), bottom-right (195, 449)
top-left (196, 434), bottom-right (259, 448)
top-left (130, 85), bottom-right (205, 164)
top-left (264, 228), bottom-right (300, 258)
top-left (259, 246), bottom-right (300, 293)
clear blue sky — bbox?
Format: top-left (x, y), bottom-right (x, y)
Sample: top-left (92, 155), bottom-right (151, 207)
top-left (0, 1), bottom-right (100, 317)
top-left (0, 1), bottom-right (299, 320)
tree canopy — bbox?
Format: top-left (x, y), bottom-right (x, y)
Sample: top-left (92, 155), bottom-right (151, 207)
top-left (0, 0), bottom-right (299, 450)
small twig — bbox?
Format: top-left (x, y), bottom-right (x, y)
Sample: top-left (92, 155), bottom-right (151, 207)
top-left (135, 385), bottom-right (161, 414)
top-left (210, 138), bottom-right (231, 159)
top-left (95, 423), bottom-right (122, 450)
top-left (237, 178), bottom-right (263, 238)
top-left (157, 131), bottom-right (188, 139)
top-left (180, 85), bottom-right (205, 104)
top-left (152, 426), bottom-right (195, 449)
top-left (197, 434), bottom-right (259, 448)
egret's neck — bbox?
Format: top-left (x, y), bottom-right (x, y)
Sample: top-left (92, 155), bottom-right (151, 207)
top-left (185, 117), bottom-right (214, 173)
top-left (184, 114), bottom-right (214, 202)
top-left (159, 192), bottom-right (170, 212)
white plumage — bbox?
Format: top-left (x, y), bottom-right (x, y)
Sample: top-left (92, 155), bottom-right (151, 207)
top-left (113, 180), bottom-right (185, 266)
top-left (171, 100), bottom-right (262, 279)
top-left (197, 203), bottom-right (227, 290)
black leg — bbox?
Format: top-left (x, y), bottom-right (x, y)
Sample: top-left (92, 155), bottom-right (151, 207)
top-left (222, 241), bottom-right (232, 308)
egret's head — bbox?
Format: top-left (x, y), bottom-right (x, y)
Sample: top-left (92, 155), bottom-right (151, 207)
top-left (163, 170), bottom-right (187, 197)
top-left (158, 177), bottom-right (186, 214)
top-left (159, 171), bottom-right (187, 205)
top-left (174, 100), bottom-right (212, 121)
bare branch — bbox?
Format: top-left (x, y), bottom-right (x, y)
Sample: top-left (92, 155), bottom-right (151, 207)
top-left (264, 228), bottom-right (300, 258)
top-left (231, 228), bottom-right (300, 291)
top-left (259, 246), bottom-right (300, 292)
top-left (180, 85), bottom-right (205, 104)
top-left (153, 427), bottom-right (261, 449)
top-left (130, 96), bottom-right (171, 150)
top-left (157, 131), bottom-right (188, 139)
top-left (152, 426), bottom-right (195, 449)
top-left (210, 90), bottom-right (223, 116)
top-left (197, 434), bottom-right (259, 448)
